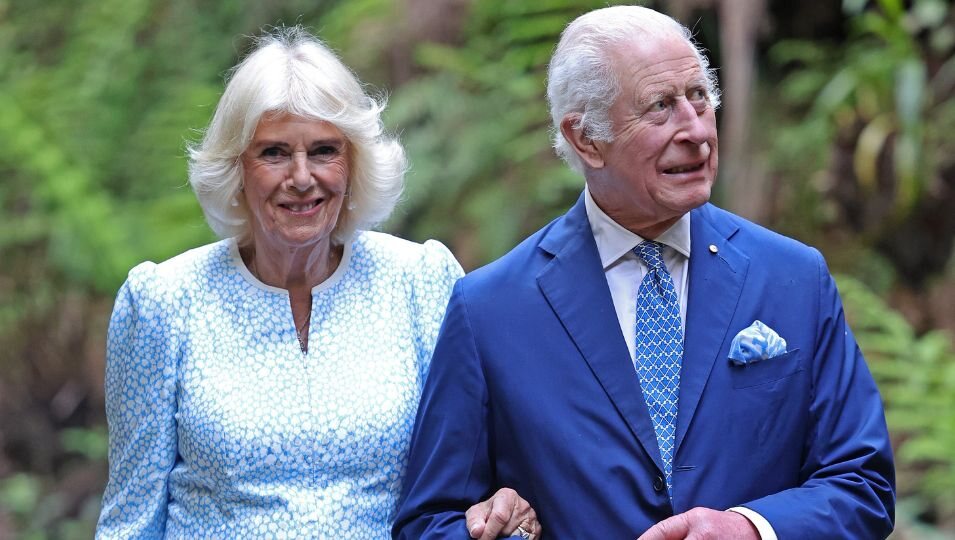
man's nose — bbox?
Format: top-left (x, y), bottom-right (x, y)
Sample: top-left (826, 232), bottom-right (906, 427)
top-left (673, 98), bottom-right (713, 146)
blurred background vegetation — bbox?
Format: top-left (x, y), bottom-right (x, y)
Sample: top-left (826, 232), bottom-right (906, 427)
top-left (0, 0), bottom-right (953, 537)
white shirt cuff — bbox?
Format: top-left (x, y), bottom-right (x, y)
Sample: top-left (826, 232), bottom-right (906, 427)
top-left (728, 506), bottom-right (777, 540)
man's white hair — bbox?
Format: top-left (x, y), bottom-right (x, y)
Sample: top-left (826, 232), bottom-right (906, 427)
top-left (546, 6), bottom-right (721, 174)
top-left (188, 26), bottom-right (406, 246)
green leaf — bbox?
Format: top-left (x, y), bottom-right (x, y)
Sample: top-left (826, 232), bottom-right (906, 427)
top-left (60, 427), bottom-right (109, 461)
top-left (852, 114), bottom-right (893, 192)
top-left (813, 68), bottom-right (858, 116)
top-left (895, 59), bottom-right (926, 131)
top-left (0, 473), bottom-right (42, 515)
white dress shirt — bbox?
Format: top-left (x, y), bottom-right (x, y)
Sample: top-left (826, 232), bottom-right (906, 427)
top-left (584, 187), bottom-right (690, 366)
top-left (583, 187), bottom-right (777, 540)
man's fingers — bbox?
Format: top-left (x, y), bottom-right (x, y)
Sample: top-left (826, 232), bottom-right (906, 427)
top-left (467, 487), bottom-right (541, 539)
top-left (465, 499), bottom-right (491, 538)
top-left (503, 495), bottom-right (537, 538)
top-left (480, 489), bottom-right (516, 540)
top-left (636, 513), bottom-right (690, 540)
top-left (638, 507), bottom-right (760, 540)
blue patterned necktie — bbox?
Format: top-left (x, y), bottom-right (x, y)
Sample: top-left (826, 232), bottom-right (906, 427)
top-left (633, 240), bottom-right (683, 496)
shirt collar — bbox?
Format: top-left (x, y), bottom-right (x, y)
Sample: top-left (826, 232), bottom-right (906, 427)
top-left (584, 186), bottom-right (692, 269)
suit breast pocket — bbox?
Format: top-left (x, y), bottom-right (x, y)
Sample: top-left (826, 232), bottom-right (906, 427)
top-left (730, 348), bottom-right (803, 389)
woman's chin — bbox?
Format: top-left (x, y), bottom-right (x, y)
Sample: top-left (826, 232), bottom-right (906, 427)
top-left (255, 227), bottom-right (335, 253)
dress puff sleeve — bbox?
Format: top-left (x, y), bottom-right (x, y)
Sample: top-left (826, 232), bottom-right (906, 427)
top-left (411, 239), bottom-right (465, 384)
top-left (96, 262), bottom-right (181, 539)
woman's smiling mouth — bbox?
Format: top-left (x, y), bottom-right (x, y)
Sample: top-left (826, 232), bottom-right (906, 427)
top-left (279, 199), bottom-right (321, 213)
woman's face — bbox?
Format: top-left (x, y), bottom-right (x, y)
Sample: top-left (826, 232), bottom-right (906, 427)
top-left (240, 112), bottom-right (350, 253)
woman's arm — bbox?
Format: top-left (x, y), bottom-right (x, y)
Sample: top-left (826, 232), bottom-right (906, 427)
top-left (96, 263), bottom-right (180, 539)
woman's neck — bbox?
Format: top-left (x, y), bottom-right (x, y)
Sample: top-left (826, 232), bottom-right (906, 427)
top-left (241, 240), bottom-right (343, 292)
top-left (240, 239), bottom-right (344, 354)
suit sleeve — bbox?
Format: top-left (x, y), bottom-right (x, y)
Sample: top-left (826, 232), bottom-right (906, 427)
top-left (740, 250), bottom-right (895, 539)
top-left (96, 263), bottom-right (179, 539)
top-left (393, 280), bottom-right (495, 539)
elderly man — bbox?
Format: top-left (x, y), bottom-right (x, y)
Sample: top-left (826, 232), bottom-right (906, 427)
top-left (393, 6), bottom-right (895, 539)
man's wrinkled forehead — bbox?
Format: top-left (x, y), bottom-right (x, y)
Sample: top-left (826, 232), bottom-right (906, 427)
top-left (612, 34), bottom-right (701, 78)
top-left (605, 36), bottom-right (706, 112)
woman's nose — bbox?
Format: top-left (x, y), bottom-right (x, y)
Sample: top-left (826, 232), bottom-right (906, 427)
top-left (288, 152), bottom-right (312, 189)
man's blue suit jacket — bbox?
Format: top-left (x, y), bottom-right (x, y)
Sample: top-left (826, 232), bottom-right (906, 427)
top-left (393, 197), bottom-right (895, 539)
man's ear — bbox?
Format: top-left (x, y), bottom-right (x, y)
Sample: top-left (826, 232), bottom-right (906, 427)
top-left (560, 115), bottom-right (605, 169)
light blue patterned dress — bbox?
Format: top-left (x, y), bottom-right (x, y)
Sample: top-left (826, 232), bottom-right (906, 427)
top-left (96, 231), bottom-right (463, 539)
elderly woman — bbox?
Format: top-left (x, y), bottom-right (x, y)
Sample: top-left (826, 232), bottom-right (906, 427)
top-left (95, 27), bottom-right (539, 539)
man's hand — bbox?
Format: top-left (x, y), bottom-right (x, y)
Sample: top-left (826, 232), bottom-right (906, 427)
top-left (637, 507), bottom-right (759, 540)
top-left (465, 487), bottom-right (540, 539)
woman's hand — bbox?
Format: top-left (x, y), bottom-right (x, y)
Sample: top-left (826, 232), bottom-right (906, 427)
top-left (465, 487), bottom-right (540, 539)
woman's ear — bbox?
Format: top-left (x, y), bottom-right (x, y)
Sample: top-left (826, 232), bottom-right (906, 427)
top-left (560, 114), bottom-right (605, 169)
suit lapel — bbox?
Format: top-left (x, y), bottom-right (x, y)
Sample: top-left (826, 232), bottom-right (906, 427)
top-left (675, 205), bottom-right (749, 453)
top-left (537, 196), bottom-right (665, 473)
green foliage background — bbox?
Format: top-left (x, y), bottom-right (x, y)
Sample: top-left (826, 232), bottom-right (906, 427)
top-left (1, 0), bottom-right (953, 537)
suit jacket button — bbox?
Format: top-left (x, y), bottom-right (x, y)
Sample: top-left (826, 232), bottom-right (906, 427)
top-left (653, 475), bottom-right (665, 492)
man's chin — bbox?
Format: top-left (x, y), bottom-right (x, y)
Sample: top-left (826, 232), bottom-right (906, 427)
top-left (671, 187), bottom-right (713, 214)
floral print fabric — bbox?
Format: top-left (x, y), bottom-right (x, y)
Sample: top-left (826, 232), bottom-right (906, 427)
top-left (96, 232), bottom-right (463, 539)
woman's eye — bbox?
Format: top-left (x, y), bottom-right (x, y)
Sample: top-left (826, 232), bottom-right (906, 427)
top-left (261, 147), bottom-right (284, 158)
top-left (312, 145), bottom-right (337, 156)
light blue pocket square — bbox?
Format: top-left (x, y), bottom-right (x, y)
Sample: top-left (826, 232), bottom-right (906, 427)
top-left (729, 320), bottom-right (787, 366)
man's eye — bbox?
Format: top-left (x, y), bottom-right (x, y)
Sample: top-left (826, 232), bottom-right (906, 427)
top-left (650, 100), bottom-right (668, 112)
top-left (689, 88), bottom-right (707, 101)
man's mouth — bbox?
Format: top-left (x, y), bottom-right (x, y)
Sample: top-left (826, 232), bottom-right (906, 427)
top-left (663, 162), bottom-right (705, 174)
